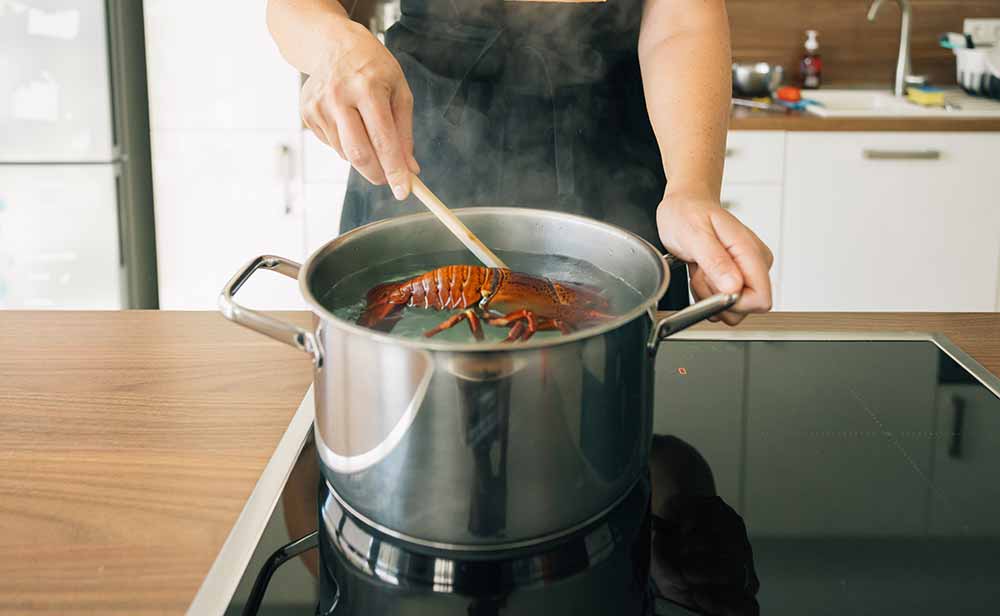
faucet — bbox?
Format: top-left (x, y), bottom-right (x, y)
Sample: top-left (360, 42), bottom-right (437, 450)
top-left (867, 0), bottom-right (925, 96)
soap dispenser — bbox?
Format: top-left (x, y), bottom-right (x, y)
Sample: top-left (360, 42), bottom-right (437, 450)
top-left (800, 30), bottom-right (823, 89)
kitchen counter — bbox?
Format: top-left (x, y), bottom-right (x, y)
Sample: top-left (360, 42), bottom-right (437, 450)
top-left (2, 311), bottom-right (999, 614)
top-left (730, 106), bottom-right (1000, 131)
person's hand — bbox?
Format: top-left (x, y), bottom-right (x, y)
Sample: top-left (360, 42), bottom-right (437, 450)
top-left (656, 188), bottom-right (773, 325)
top-left (300, 21), bottom-right (419, 200)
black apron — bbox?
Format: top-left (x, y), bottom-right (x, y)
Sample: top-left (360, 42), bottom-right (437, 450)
top-left (339, 0), bottom-right (690, 310)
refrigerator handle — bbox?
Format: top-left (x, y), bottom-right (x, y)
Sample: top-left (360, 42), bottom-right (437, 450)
top-left (278, 143), bottom-right (294, 216)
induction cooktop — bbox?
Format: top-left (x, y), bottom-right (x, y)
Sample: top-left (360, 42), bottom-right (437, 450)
top-left (221, 333), bottom-right (1000, 616)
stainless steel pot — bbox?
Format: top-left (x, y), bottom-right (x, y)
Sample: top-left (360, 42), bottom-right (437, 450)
top-left (220, 208), bottom-right (736, 551)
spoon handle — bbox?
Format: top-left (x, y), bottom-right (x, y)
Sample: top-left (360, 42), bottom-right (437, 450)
top-left (410, 175), bottom-right (509, 269)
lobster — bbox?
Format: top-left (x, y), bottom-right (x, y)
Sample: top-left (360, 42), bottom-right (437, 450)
top-left (357, 265), bottom-right (614, 342)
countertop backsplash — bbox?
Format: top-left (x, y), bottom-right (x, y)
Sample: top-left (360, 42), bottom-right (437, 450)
top-left (728, 0), bottom-right (999, 87)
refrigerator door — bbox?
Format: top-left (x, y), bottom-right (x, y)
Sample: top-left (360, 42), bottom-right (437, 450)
top-left (0, 0), bottom-right (115, 162)
top-left (0, 163), bottom-right (124, 308)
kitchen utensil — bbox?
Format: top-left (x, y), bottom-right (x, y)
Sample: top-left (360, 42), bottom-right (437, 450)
top-left (410, 175), bottom-right (508, 269)
top-left (219, 207), bottom-right (737, 550)
top-left (731, 98), bottom-right (788, 113)
top-left (732, 62), bottom-right (784, 97)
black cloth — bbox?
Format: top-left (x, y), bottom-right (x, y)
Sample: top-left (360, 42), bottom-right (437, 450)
top-left (340, 0), bottom-right (690, 309)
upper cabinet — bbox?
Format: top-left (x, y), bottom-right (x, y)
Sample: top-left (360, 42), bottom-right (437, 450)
top-left (780, 132), bottom-right (1000, 311)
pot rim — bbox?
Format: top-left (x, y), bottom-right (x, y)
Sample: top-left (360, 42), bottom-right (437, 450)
top-left (299, 207), bottom-right (672, 353)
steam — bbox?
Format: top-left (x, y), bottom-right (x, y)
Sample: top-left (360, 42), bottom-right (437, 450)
top-left (343, 0), bottom-right (665, 260)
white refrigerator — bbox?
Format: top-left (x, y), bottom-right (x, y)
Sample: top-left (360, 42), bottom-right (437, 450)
top-left (0, 0), bottom-right (157, 308)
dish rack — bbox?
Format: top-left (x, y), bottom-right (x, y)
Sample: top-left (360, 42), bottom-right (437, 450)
top-left (953, 46), bottom-right (1000, 100)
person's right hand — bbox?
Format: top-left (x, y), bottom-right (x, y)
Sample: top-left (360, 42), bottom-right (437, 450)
top-left (300, 21), bottom-right (419, 200)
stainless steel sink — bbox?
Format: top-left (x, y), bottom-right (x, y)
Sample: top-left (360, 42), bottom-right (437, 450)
top-left (805, 89), bottom-right (1000, 118)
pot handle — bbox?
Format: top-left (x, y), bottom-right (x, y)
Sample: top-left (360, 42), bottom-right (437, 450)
top-left (219, 255), bottom-right (322, 365)
top-left (647, 293), bottom-right (740, 355)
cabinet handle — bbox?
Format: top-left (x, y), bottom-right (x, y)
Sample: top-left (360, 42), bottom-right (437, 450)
top-left (278, 144), bottom-right (294, 215)
top-left (863, 149), bottom-right (941, 161)
top-left (725, 148), bottom-right (736, 158)
top-left (948, 395), bottom-right (966, 459)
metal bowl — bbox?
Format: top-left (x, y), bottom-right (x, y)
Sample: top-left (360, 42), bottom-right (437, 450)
top-left (733, 62), bottom-right (784, 97)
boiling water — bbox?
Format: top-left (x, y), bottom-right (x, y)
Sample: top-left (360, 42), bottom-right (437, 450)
top-left (321, 250), bottom-right (646, 344)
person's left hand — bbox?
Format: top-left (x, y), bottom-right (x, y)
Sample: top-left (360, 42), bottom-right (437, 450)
top-left (656, 188), bottom-right (774, 325)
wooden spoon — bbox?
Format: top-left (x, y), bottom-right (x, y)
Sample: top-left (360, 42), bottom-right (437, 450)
top-left (410, 175), bottom-right (509, 270)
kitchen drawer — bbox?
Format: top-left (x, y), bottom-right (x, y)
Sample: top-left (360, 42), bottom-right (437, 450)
top-left (303, 130), bottom-right (352, 184)
top-left (720, 184), bottom-right (783, 305)
top-left (781, 132), bottom-right (1000, 311)
top-left (722, 131), bottom-right (786, 184)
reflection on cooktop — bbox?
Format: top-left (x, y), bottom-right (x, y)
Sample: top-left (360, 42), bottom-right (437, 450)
top-left (657, 338), bottom-right (1000, 615)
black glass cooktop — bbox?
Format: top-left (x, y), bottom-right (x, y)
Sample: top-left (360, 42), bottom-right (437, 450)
top-left (225, 336), bottom-right (1000, 616)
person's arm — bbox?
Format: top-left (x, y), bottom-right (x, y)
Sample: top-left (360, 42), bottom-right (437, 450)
top-left (267, 0), bottom-right (419, 199)
top-left (639, 0), bottom-right (772, 324)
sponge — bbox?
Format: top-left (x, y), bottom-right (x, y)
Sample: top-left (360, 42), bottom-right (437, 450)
top-left (907, 86), bottom-right (946, 107)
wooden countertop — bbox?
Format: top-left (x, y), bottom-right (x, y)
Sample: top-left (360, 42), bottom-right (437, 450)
top-left (730, 106), bottom-right (1000, 132)
top-left (2, 311), bottom-right (998, 614)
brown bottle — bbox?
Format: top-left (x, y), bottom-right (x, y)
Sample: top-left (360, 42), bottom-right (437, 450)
top-left (800, 30), bottom-right (823, 90)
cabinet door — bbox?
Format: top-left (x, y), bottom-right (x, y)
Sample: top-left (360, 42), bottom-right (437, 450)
top-left (744, 341), bottom-right (937, 536)
top-left (720, 184), bottom-right (782, 308)
top-left (929, 383), bottom-right (1000, 536)
top-left (152, 131), bottom-right (305, 309)
top-left (142, 0), bottom-right (300, 131)
top-left (781, 132), bottom-right (1000, 311)
top-left (723, 131), bottom-right (785, 184)
top-left (304, 183), bottom-right (347, 256)
top-left (302, 130), bottom-right (350, 255)
top-left (655, 341), bottom-right (745, 511)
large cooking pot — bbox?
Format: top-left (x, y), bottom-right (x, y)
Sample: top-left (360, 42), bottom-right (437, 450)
top-left (220, 207), bottom-right (736, 551)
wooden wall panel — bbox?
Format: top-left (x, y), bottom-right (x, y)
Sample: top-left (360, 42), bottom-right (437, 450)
top-left (728, 0), bottom-right (1000, 87)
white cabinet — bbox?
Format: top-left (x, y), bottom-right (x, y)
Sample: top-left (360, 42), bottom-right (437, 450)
top-left (723, 131), bottom-right (786, 184)
top-left (722, 131), bottom-right (786, 308)
top-left (743, 341), bottom-right (938, 536)
top-left (720, 184), bottom-right (783, 301)
top-left (781, 132), bottom-right (1000, 311)
top-left (151, 132), bottom-right (305, 309)
top-left (302, 131), bottom-right (351, 255)
top-left (929, 383), bottom-right (1000, 536)
top-left (142, 0), bottom-right (300, 131)
top-left (143, 0), bottom-right (306, 309)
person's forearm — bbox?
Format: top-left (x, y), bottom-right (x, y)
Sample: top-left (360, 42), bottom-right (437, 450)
top-left (639, 0), bottom-right (731, 199)
top-left (266, 0), bottom-right (370, 75)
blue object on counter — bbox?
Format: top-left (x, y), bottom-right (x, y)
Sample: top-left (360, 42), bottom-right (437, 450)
top-left (775, 98), bottom-right (823, 111)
